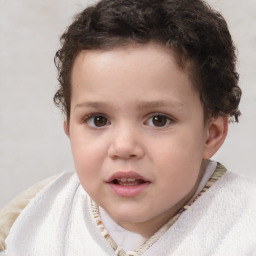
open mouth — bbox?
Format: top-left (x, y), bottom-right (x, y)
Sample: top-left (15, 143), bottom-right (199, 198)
top-left (108, 176), bottom-right (150, 197)
top-left (112, 178), bottom-right (146, 186)
top-left (107, 171), bottom-right (150, 196)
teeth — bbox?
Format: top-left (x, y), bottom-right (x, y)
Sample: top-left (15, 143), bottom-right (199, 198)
top-left (120, 178), bottom-right (136, 182)
top-left (115, 178), bottom-right (144, 185)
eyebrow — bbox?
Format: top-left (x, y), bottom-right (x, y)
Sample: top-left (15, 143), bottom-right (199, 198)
top-left (74, 102), bottom-right (110, 110)
top-left (74, 100), bottom-right (184, 111)
top-left (137, 100), bottom-right (184, 110)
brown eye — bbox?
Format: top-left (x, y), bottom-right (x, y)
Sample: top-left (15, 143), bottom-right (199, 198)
top-left (94, 116), bottom-right (108, 127)
top-left (86, 115), bottom-right (110, 127)
top-left (146, 114), bottom-right (172, 127)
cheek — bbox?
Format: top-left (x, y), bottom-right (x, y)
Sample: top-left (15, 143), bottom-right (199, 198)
top-left (71, 142), bottom-right (103, 195)
top-left (153, 130), bottom-right (204, 163)
top-left (70, 133), bottom-right (107, 177)
top-left (151, 130), bottom-right (204, 187)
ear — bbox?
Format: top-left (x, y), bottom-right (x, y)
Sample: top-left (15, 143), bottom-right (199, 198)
top-left (64, 121), bottom-right (70, 137)
top-left (203, 116), bottom-right (229, 159)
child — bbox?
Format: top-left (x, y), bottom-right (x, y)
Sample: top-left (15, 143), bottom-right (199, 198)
top-left (1, 0), bottom-right (256, 255)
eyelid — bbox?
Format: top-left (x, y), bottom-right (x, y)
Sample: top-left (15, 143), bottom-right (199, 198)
top-left (83, 113), bottom-right (110, 127)
top-left (147, 112), bottom-right (174, 120)
top-left (144, 112), bottom-right (174, 127)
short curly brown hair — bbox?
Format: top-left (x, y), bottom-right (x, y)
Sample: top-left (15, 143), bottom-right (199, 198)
top-left (54, 0), bottom-right (241, 122)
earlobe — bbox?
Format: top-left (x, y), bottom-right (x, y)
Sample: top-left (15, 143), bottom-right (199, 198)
top-left (203, 116), bottom-right (229, 159)
top-left (64, 121), bottom-right (70, 137)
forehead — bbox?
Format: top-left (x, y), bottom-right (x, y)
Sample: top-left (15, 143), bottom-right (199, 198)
top-left (70, 42), bottom-right (200, 113)
top-left (71, 42), bottom-right (188, 88)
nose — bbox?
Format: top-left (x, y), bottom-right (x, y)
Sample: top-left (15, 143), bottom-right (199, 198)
top-left (108, 125), bottom-right (145, 160)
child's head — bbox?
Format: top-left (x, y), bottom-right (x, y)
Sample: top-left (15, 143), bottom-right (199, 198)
top-left (54, 0), bottom-right (241, 123)
top-left (53, 0), bottom-right (241, 237)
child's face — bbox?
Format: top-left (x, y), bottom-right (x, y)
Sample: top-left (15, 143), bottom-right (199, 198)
top-left (67, 43), bottom-right (211, 236)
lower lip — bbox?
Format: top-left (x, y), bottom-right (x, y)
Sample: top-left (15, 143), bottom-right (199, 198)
top-left (108, 182), bottom-right (150, 197)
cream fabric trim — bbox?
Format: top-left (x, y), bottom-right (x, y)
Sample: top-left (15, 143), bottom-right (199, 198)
top-left (91, 162), bottom-right (227, 256)
top-left (0, 174), bottom-right (61, 251)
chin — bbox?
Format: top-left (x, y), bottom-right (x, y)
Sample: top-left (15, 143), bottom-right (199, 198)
top-left (107, 206), bottom-right (147, 222)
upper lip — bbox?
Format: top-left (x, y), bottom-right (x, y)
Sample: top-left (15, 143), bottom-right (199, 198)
top-left (106, 171), bottom-right (150, 183)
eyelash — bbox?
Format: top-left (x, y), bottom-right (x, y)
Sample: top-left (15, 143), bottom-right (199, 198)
top-left (83, 113), bottom-right (174, 128)
top-left (145, 113), bottom-right (174, 128)
top-left (83, 113), bottom-right (110, 128)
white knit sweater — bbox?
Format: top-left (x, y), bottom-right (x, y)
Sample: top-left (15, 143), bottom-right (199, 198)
top-left (1, 164), bottom-right (256, 256)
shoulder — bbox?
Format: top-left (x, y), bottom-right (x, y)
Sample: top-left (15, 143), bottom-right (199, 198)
top-left (204, 165), bottom-right (256, 209)
top-left (211, 171), bottom-right (256, 254)
top-left (200, 169), bottom-right (256, 253)
top-left (206, 162), bottom-right (256, 203)
top-left (0, 172), bottom-right (76, 252)
top-left (164, 167), bottom-right (256, 255)
top-left (215, 170), bottom-right (256, 196)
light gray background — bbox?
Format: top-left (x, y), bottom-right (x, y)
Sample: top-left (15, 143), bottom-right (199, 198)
top-left (0, 0), bottom-right (255, 208)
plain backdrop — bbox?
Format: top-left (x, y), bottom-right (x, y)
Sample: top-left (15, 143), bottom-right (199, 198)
top-left (0, 0), bottom-right (256, 208)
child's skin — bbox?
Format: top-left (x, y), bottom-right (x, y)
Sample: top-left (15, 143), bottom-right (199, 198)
top-left (64, 42), bottom-right (228, 238)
